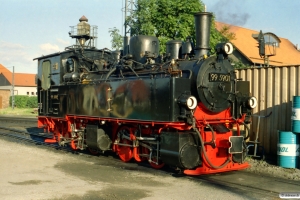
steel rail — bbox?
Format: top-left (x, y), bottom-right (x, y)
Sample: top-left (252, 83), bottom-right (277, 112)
top-left (0, 116), bottom-right (37, 124)
top-left (0, 126), bottom-right (72, 153)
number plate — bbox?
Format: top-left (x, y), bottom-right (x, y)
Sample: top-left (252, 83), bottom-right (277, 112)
top-left (209, 73), bottom-right (231, 82)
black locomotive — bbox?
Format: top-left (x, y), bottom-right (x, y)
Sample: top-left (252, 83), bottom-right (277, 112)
top-left (34, 13), bottom-right (257, 175)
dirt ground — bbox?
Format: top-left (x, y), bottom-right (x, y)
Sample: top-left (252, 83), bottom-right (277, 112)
top-left (0, 136), bottom-right (299, 200)
top-left (0, 138), bottom-right (256, 200)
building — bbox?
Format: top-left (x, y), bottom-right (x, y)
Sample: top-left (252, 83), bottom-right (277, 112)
top-left (215, 22), bottom-right (300, 67)
top-left (0, 64), bottom-right (36, 108)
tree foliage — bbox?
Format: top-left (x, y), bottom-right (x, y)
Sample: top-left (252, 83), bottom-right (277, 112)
top-left (219, 25), bottom-right (236, 41)
top-left (126, 0), bottom-right (225, 53)
top-left (108, 27), bottom-right (123, 50)
top-left (232, 60), bottom-right (250, 69)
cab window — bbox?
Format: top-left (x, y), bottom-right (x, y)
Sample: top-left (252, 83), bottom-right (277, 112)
top-left (41, 60), bottom-right (51, 90)
top-left (67, 58), bottom-right (75, 72)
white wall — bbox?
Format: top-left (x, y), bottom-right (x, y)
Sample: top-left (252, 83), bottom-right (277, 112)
top-left (0, 86), bottom-right (37, 96)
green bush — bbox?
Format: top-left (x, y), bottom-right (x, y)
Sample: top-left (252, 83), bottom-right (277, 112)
top-left (27, 96), bottom-right (38, 108)
top-left (9, 95), bottom-right (38, 108)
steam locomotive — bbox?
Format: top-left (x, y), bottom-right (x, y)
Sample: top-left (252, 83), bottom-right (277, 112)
top-left (34, 12), bottom-right (257, 175)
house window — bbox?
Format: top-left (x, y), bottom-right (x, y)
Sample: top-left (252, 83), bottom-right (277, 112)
top-left (27, 92), bottom-right (29, 95)
top-left (31, 92), bottom-right (34, 95)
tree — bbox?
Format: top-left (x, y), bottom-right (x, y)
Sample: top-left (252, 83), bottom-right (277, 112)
top-left (232, 60), bottom-right (249, 69)
top-left (108, 27), bottom-right (123, 50)
top-left (127, 0), bottom-right (225, 54)
top-left (219, 25), bottom-right (236, 41)
top-left (216, 25), bottom-right (248, 69)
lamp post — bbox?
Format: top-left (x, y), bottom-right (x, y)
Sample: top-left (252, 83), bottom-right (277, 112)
top-left (12, 66), bottom-right (14, 110)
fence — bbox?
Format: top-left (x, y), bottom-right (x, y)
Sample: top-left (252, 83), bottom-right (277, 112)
top-left (236, 65), bottom-right (300, 156)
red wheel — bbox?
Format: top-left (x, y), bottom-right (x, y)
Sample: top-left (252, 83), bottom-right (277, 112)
top-left (88, 147), bottom-right (99, 155)
top-left (132, 145), bottom-right (150, 162)
top-left (70, 140), bottom-right (77, 150)
top-left (137, 146), bottom-right (149, 162)
top-left (149, 157), bottom-right (165, 169)
top-left (115, 126), bottom-right (133, 162)
top-left (117, 138), bottom-right (133, 162)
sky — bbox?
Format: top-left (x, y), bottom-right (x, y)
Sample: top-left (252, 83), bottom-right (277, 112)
top-left (1, 0), bottom-right (300, 74)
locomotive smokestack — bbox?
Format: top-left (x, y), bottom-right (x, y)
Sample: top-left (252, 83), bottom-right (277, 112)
top-left (194, 12), bottom-right (213, 58)
top-left (123, 36), bottom-right (130, 55)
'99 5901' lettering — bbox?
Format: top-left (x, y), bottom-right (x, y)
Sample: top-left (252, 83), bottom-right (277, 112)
top-left (209, 73), bottom-right (231, 82)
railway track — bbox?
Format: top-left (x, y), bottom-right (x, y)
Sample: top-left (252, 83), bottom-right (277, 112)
top-left (0, 115), bottom-right (37, 123)
top-left (0, 125), bottom-right (72, 152)
top-left (0, 116), bottom-right (75, 153)
top-left (0, 116), bottom-right (298, 199)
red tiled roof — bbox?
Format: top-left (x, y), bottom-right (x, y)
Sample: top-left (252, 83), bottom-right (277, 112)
top-left (215, 22), bottom-right (300, 66)
top-left (0, 64), bottom-right (36, 86)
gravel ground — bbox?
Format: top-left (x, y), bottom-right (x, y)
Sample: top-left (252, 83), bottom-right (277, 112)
top-left (245, 157), bottom-right (300, 180)
top-left (0, 138), bottom-right (268, 200)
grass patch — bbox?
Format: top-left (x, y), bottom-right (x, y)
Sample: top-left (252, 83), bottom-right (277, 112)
top-left (0, 107), bottom-right (37, 116)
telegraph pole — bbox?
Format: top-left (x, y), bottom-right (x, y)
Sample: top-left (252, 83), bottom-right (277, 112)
top-left (123, 0), bottom-right (134, 55)
top-left (12, 66), bottom-right (15, 110)
top-left (124, 0), bottom-right (134, 36)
